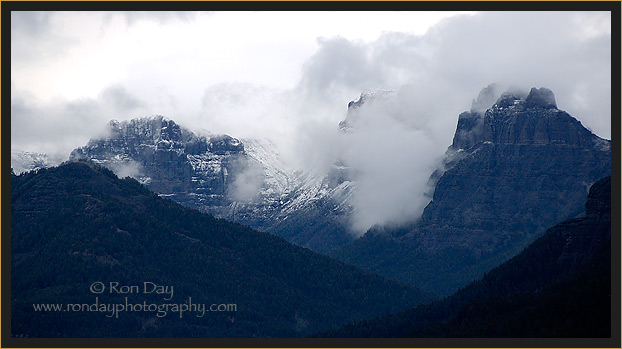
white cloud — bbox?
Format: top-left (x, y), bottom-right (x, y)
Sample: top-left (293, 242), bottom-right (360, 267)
top-left (338, 94), bottom-right (441, 232)
top-left (229, 164), bottom-right (265, 203)
top-left (11, 85), bottom-right (150, 158)
top-left (108, 160), bottom-right (144, 179)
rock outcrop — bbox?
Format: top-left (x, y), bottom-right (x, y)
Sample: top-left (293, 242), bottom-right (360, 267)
top-left (70, 116), bottom-right (282, 226)
top-left (452, 87), bottom-right (600, 149)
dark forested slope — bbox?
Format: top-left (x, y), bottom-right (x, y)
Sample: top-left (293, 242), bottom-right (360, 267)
top-left (321, 176), bottom-right (612, 338)
top-left (11, 161), bottom-right (430, 338)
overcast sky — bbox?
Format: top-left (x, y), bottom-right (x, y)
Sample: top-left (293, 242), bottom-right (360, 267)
top-left (12, 11), bottom-right (611, 153)
top-left (11, 11), bottom-right (612, 232)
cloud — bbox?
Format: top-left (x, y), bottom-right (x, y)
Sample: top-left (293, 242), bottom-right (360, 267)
top-left (100, 85), bottom-right (146, 115)
top-left (11, 11), bottom-right (53, 37)
top-left (197, 83), bottom-right (295, 143)
top-left (107, 160), bottom-right (143, 179)
top-left (298, 37), bottom-right (383, 100)
top-left (229, 164), bottom-right (265, 203)
top-left (11, 85), bottom-right (150, 159)
top-left (337, 93), bottom-right (441, 232)
top-left (416, 11), bottom-right (611, 138)
top-left (108, 11), bottom-right (200, 26)
top-left (10, 11), bottom-right (76, 68)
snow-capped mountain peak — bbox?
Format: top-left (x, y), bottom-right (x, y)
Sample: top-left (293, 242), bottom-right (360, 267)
top-left (11, 150), bottom-right (66, 175)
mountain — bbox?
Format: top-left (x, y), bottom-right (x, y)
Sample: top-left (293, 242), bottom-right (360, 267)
top-left (329, 86), bottom-right (611, 296)
top-left (320, 175), bottom-right (611, 338)
top-left (10, 161), bottom-right (431, 338)
top-left (11, 150), bottom-right (65, 175)
top-left (262, 163), bottom-right (356, 252)
top-left (69, 116), bottom-right (356, 253)
top-left (70, 116), bottom-right (268, 221)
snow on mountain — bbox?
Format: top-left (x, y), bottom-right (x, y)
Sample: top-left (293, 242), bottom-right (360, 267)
top-left (11, 150), bottom-right (66, 175)
top-left (63, 113), bottom-right (364, 252)
top-left (11, 90), bottom-right (421, 252)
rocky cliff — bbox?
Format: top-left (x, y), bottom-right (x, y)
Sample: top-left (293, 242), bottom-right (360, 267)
top-left (418, 87), bottom-right (610, 252)
top-left (452, 87), bottom-right (603, 149)
top-left (330, 86), bottom-right (611, 296)
top-left (70, 116), bottom-right (289, 228)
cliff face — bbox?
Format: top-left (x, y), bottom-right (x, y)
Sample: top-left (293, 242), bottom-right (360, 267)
top-left (414, 87), bottom-right (610, 293)
top-left (452, 87), bottom-right (601, 149)
top-left (419, 87), bottom-right (611, 253)
top-left (331, 86), bottom-right (611, 297)
top-left (70, 116), bottom-right (277, 225)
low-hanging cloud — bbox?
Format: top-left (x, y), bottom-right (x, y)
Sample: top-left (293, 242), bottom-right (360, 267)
top-left (107, 160), bottom-right (144, 180)
top-left (337, 93), bottom-right (441, 232)
top-left (229, 164), bottom-right (265, 203)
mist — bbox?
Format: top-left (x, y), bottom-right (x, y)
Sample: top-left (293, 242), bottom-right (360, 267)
top-left (11, 11), bottom-right (611, 234)
top-left (336, 93), bottom-right (440, 232)
top-left (107, 160), bottom-right (144, 180)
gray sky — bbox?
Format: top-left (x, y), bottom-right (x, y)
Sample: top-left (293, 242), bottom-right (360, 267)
top-left (11, 11), bottom-right (612, 232)
top-left (11, 11), bottom-right (475, 155)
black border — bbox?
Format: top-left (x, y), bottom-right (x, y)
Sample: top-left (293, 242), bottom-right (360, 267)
top-left (2, 1), bottom-right (620, 348)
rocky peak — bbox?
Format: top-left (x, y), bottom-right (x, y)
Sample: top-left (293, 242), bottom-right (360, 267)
top-left (107, 115), bottom-right (184, 143)
top-left (11, 150), bottom-right (66, 175)
top-left (78, 116), bottom-right (244, 157)
top-left (452, 86), bottom-right (605, 150)
top-left (489, 87), bottom-right (556, 111)
top-left (525, 87), bottom-right (557, 109)
top-left (207, 134), bottom-right (244, 155)
top-left (493, 91), bottom-right (526, 109)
